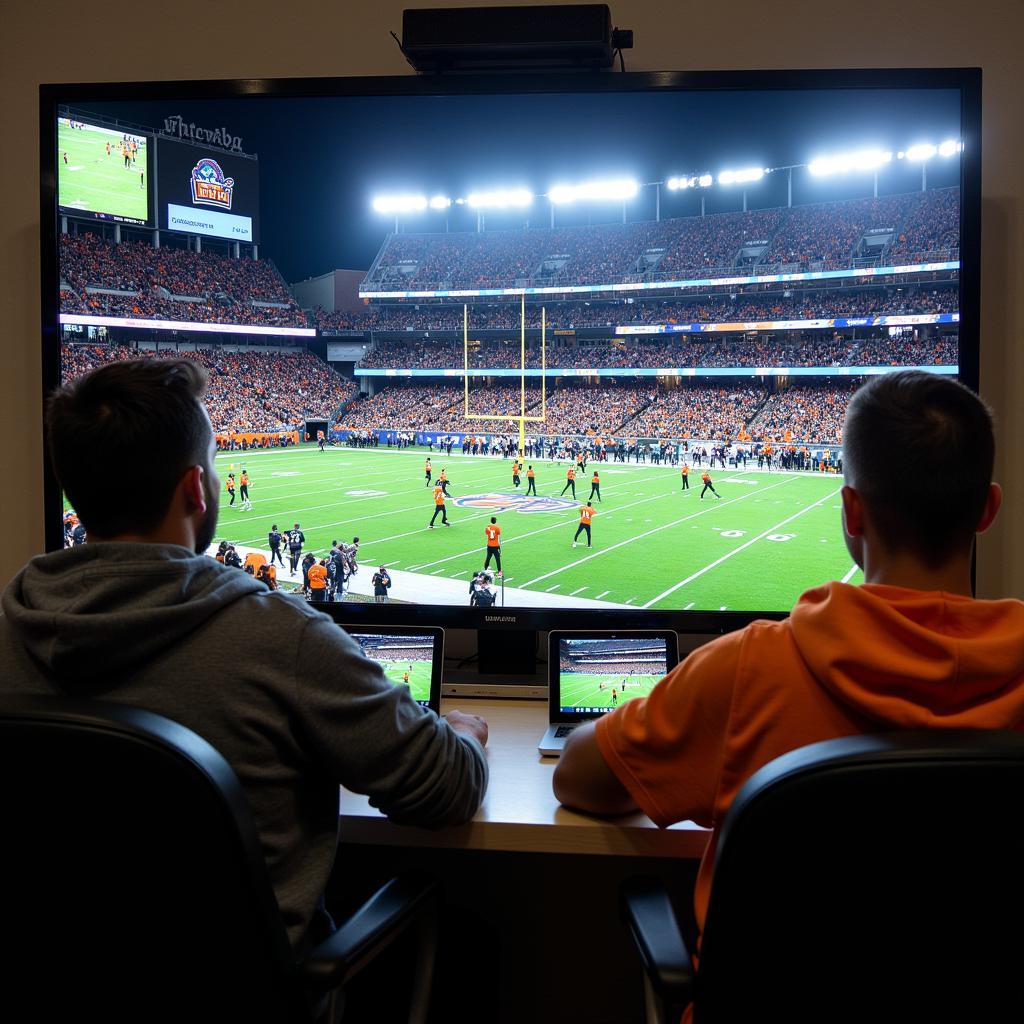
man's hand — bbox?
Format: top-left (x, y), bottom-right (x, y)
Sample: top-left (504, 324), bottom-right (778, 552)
top-left (445, 709), bottom-right (488, 748)
top-left (553, 721), bottom-right (637, 816)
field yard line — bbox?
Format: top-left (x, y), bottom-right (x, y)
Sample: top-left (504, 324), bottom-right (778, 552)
top-left (546, 585), bottom-right (561, 592)
top-left (570, 587), bottom-right (588, 596)
top-left (595, 591), bottom-right (610, 599)
top-left (841, 564), bottom-right (859, 583)
top-left (642, 485), bottom-right (844, 608)
top-left (517, 476), bottom-right (797, 589)
top-left (402, 483), bottom-right (688, 573)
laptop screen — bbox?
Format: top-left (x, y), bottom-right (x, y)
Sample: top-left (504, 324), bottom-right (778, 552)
top-left (348, 630), bottom-right (440, 710)
top-left (558, 635), bottom-right (671, 715)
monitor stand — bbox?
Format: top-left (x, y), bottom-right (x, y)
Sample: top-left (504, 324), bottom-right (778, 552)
top-left (441, 629), bottom-right (546, 699)
top-left (477, 628), bottom-right (537, 676)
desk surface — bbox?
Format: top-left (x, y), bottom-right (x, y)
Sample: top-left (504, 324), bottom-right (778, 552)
top-left (340, 698), bottom-right (709, 858)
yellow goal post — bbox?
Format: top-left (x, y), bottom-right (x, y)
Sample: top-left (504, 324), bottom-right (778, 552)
top-left (462, 293), bottom-right (546, 455)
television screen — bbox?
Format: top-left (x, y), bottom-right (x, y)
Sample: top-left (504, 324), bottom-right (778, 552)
top-left (57, 116), bottom-right (151, 227)
top-left (43, 71), bottom-right (979, 627)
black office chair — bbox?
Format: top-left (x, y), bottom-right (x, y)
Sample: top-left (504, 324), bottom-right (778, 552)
top-left (0, 695), bottom-right (439, 1024)
top-left (621, 730), bottom-right (1024, 1024)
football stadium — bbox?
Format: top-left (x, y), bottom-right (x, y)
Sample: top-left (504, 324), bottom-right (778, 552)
top-left (558, 637), bottom-right (669, 711)
top-left (347, 632), bottom-right (433, 705)
top-left (55, 87), bottom-right (963, 614)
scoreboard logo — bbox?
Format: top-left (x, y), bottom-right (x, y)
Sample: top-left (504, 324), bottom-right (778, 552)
top-left (452, 492), bottom-right (576, 514)
top-left (190, 158), bottom-right (235, 210)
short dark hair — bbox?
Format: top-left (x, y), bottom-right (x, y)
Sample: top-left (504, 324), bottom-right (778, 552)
top-left (843, 371), bottom-right (994, 566)
top-left (490, 517), bottom-right (497, 524)
top-left (47, 359), bottom-right (211, 537)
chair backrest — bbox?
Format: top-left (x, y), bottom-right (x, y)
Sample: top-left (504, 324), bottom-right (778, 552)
top-left (0, 695), bottom-right (313, 1023)
top-left (696, 730), bottom-right (1024, 1024)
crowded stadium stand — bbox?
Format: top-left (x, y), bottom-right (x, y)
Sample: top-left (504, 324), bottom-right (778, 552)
top-left (359, 187), bottom-right (959, 293)
top-left (320, 287), bottom-right (958, 337)
top-left (61, 343), bottom-right (356, 434)
top-left (59, 233), bottom-right (307, 328)
top-left (747, 381), bottom-right (858, 445)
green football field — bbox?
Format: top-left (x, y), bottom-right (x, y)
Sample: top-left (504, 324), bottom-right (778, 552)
top-left (212, 444), bottom-right (863, 612)
top-left (379, 659), bottom-right (432, 704)
top-left (58, 122), bottom-right (148, 222)
top-left (559, 672), bottom-right (660, 711)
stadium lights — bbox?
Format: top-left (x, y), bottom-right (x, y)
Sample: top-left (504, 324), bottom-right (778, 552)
top-left (666, 174), bottom-right (713, 190)
top-left (429, 195), bottom-right (452, 209)
top-left (939, 139), bottom-right (963, 157)
top-left (466, 188), bottom-right (532, 209)
top-left (718, 167), bottom-right (765, 186)
top-left (904, 143), bottom-right (938, 162)
top-left (371, 194), bottom-right (428, 214)
top-left (548, 178), bottom-right (639, 204)
top-left (808, 148), bottom-right (893, 176)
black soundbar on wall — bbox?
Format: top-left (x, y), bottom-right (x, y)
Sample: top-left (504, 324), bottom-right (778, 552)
top-left (402, 5), bottom-right (615, 71)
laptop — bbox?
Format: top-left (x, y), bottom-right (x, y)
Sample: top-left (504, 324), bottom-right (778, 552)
top-left (343, 625), bottom-right (444, 714)
top-left (538, 630), bottom-right (679, 756)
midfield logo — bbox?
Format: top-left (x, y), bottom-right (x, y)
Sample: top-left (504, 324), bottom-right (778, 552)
top-left (452, 492), bottom-right (576, 514)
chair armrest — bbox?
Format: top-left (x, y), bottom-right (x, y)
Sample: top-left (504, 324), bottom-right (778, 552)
top-left (621, 876), bottom-right (694, 1005)
top-left (301, 872), bottom-right (440, 992)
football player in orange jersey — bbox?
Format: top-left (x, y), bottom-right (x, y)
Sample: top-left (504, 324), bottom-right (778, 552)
top-left (573, 502), bottom-right (595, 548)
top-left (526, 465), bottom-right (537, 495)
top-left (484, 517), bottom-right (503, 577)
top-left (428, 484), bottom-right (450, 527)
top-left (560, 466), bottom-right (577, 499)
top-left (700, 470), bottom-right (722, 500)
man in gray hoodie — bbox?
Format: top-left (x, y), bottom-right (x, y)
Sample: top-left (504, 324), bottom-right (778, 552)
top-left (0, 358), bottom-right (489, 950)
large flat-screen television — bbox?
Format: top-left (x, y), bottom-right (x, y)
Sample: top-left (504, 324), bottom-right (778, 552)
top-left (40, 68), bottom-right (981, 636)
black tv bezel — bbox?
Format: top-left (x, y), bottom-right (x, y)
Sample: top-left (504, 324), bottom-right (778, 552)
top-left (40, 67), bottom-right (982, 634)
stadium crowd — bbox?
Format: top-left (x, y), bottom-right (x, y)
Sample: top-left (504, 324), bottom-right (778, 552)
top-left (318, 287), bottom-right (959, 335)
top-left (353, 332), bottom-right (957, 371)
top-left (362, 188), bottom-right (961, 292)
top-left (61, 343), bottom-right (356, 433)
top-left (59, 233), bottom-right (307, 328)
top-left (889, 186), bottom-right (960, 258)
top-left (528, 383), bottom-right (656, 436)
top-left (624, 385), bottom-right (767, 441)
top-left (748, 382), bottom-right (858, 444)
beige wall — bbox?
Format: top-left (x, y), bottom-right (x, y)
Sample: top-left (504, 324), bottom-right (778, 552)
top-left (2, 0), bottom-right (1021, 595)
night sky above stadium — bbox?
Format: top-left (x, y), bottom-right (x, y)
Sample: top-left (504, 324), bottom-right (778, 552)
top-left (84, 85), bottom-right (961, 283)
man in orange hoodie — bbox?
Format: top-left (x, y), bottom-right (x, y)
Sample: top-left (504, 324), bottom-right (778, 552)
top-left (554, 371), bottom-right (1023, 946)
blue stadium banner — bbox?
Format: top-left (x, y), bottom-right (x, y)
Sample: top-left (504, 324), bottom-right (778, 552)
top-left (615, 312), bottom-right (960, 335)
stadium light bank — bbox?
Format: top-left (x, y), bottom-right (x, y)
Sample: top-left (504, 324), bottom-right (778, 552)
top-left (371, 138), bottom-right (961, 229)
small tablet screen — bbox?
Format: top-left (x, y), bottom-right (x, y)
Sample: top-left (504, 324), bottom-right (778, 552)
top-left (557, 635), bottom-right (672, 715)
top-left (348, 630), bottom-right (439, 710)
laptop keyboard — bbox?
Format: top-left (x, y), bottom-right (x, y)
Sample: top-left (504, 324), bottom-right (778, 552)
top-left (554, 725), bottom-right (576, 738)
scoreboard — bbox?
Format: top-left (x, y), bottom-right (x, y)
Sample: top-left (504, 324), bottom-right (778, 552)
top-left (156, 137), bottom-right (261, 244)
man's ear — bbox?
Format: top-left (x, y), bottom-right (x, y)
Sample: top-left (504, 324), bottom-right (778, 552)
top-left (976, 482), bottom-right (1002, 534)
top-left (841, 485), bottom-right (865, 537)
top-left (181, 465), bottom-right (208, 516)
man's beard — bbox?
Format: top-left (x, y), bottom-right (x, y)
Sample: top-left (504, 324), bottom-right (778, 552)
top-left (195, 473), bottom-right (220, 554)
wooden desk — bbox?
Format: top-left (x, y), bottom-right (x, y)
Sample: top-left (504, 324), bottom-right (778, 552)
top-left (340, 698), bottom-right (709, 859)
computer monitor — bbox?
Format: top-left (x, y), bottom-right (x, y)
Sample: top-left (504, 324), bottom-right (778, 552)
top-left (41, 69), bottom-right (981, 640)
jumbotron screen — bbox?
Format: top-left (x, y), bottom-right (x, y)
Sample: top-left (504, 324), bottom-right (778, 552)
top-left (51, 76), bottom-right (972, 616)
top-left (57, 117), bottom-right (151, 227)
